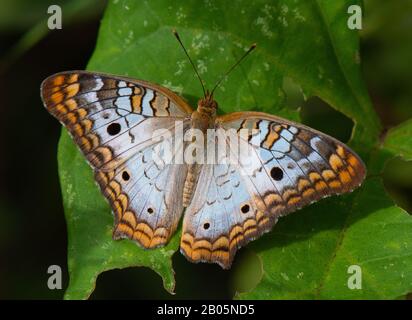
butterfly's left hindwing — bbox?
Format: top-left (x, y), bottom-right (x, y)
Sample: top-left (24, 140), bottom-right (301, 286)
top-left (41, 71), bottom-right (192, 248)
top-left (181, 112), bottom-right (366, 269)
top-left (95, 148), bottom-right (188, 248)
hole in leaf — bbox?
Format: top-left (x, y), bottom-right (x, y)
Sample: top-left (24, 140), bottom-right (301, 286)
top-left (301, 97), bottom-right (354, 143)
top-left (231, 248), bottom-right (263, 295)
top-left (383, 157), bottom-right (412, 214)
top-left (282, 76), bottom-right (305, 109)
top-left (90, 267), bottom-right (172, 299)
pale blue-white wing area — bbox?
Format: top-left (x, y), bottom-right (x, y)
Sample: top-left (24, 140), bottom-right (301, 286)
top-left (41, 71), bottom-right (192, 248)
top-left (181, 112), bottom-right (366, 268)
top-left (181, 162), bottom-right (261, 269)
top-left (95, 141), bottom-right (188, 248)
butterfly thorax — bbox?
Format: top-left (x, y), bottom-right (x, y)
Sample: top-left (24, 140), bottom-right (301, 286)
top-left (182, 95), bottom-right (217, 207)
top-left (196, 94), bottom-right (217, 119)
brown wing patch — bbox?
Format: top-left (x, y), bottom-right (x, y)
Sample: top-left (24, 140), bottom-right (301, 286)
top-left (42, 73), bottom-right (108, 163)
top-left (150, 92), bottom-right (170, 116)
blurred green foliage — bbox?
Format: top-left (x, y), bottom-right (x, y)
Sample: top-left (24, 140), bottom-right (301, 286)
top-left (362, 0), bottom-right (412, 125)
top-left (0, 0), bottom-right (105, 72)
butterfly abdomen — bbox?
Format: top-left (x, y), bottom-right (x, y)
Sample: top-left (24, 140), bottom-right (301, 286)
top-left (183, 164), bottom-right (201, 207)
top-left (182, 105), bottom-right (217, 207)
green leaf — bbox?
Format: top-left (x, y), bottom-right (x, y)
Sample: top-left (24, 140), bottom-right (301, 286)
top-left (56, 0), bottom-right (412, 299)
top-left (383, 119), bottom-right (412, 161)
top-left (88, 0), bottom-right (380, 149)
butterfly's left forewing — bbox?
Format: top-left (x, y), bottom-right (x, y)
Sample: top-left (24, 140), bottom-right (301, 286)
top-left (181, 112), bottom-right (366, 268)
top-left (41, 71), bottom-right (192, 248)
top-left (41, 71), bottom-right (192, 169)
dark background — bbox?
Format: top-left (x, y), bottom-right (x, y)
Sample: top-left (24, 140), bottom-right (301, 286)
top-left (0, 0), bottom-right (411, 299)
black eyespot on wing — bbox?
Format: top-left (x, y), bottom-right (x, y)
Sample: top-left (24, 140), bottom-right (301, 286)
top-left (203, 222), bottom-right (210, 230)
top-left (107, 123), bottom-right (121, 135)
top-left (147, 207), bottom-right (154, 214)
top-left (122, 171), bottom-right (130, 181)
top-left (270, 167), bottom-right (283, 181)
top-left (241, 204), bottom-right (250, 213)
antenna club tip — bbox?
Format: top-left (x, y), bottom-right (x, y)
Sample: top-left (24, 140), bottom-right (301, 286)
top-left (251, 43), bottom-right (257, 49)
top-left (172, 29), bottom-right (180, 39)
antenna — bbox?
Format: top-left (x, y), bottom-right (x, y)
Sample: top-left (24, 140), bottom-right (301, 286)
top-left (210, 43), bottom-right (256, 96)
top-left (173, 29), bottom-right (207, 97)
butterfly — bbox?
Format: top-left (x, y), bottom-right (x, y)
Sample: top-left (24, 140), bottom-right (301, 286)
top-left (41, 32), bottom-right (366, 269)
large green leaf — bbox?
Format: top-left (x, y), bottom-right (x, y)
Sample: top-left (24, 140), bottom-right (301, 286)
top-left (57, 0), bottom-right (412, 299)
